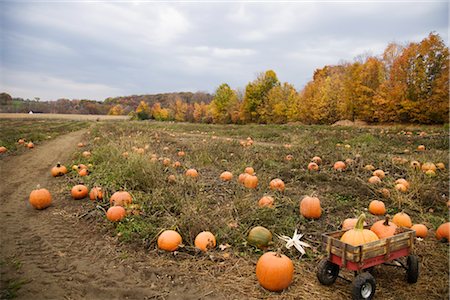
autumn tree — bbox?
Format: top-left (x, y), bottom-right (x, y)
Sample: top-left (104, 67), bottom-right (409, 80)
top-left (108, 104), bottom-right (125, 115)
top-left (210, 83), bottom-right (239, 123)
top-left (170, 97), bottom-right (188, 122)
top-left (136, 101), bottom-right (151, 120)
top-left (151, 102), bottom-right (170, 121)
top-left (262, 83), bottom-right (298, 124)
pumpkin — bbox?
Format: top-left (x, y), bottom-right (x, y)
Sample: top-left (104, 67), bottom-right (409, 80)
top-left (0, 146), bottom-right (7, 153)
top-left (77, 142), bottom-right (84, 147)
top-left (17, 138), bottom-right (25, 145)
top-left (411, 224), bottom-right (428, 238)
top-left (436, 222), bottom-right (450, 242)
top-left (340, 214), bottom-right (379, 246)
top-left (135, 148), bottom-right (145, 154)
top-left (345, 158), bottom-right (354, 165)
top-left (395, 178), bottom-right (410, 189)
top-left (71, 185), bottom-right (88, 200)
top-left (244, 175), bottom-right (258, 189)
top-left (238, 173), bottom-right (249, 184)
top-left (364, 164), bottom-right (375, 171)
top-left (370, 216), bottom-right (397, 239)
top-left (258, 196), bottom-right (275, 208)
top-left (158, 230), bottom-right (182, 251)
top-left (89, 187), bottom-right (103, 201)
top-left (29, 187), bottom-right (52, 210)
top-left (379, 188), bottom-right (390, 198)
top-left (247, 226), bottom-right (273, 249)
top-left (78, 164), bottom-right (88, 170)
top-left (333, 161), bottom-right (346, 171)
top-left (82, 151), bottom-right (91, 158)
top-left (425, 169), bottom-right (436, 177)
top-left (167, 174), bottom-right (176, 183)
top-left (368, 176), bottom-right (381, 184)
top-left (368, 200), bottom-right (386, 215)
top-left (194, 231), bottom-right (216, 251)
top-left (417, 145), bottom-right (425, 151)
top-left (392, 212), bottom-right (412, 228)
top-left (78, 168), bottom-right (89, 177)
top-left (177, 151), bottom-right (185, 157)
top-left (285, 154), bottom-right (294, 161)
top-left (220, 171), bottom-right (233, 181)
top-left (110, 191), bottom-right (132, 206)
top-left (436, 162), bottom-right (446, 170)
top-left (27, 142), bottom-right (34, 148)
top-left (299, 196), bottom-right (321, 219)
top-left (410, 161), bottom-right (421, 170)
top-left (186, 168), bottom-right (199, 178)
top-left (342, 218), bottom-right (367, 230)
top-left (311, 156), bottom-right (322, 164)
top-left (373, 169), bottom-right (385, 179)
top-left (308, 162), bottom-right (319, 171)
top-left (244, 167), bottom-right (255, 175)
top-left (173, 161), bottom-right (181, 168)
top-left (106, 206), bottom-right (126, 222)
top-left (421, 162), bottom-right (436, 173)
top-left (269, 178), bottom-right (285, 192)
top-left (256, 251), bottom-right (294, 292)
top-left (162, 158), bottom-right (171, 166)
top-left (122, 152), bottom-right (129, 158)
top-left (395, 183), bottom-right (408, 193)
top-left (51, 163), bottom-right (68, 177)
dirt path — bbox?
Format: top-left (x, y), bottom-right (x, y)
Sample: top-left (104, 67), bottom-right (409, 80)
top-left (0, 129), bottom-right (210, 300)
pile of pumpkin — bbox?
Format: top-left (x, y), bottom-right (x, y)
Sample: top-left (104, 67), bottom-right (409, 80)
top-left (0, 139), bottom-right (35, 154)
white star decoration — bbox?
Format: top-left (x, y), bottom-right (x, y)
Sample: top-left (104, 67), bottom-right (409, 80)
top-left (277, 229), bottom-right (311, 257)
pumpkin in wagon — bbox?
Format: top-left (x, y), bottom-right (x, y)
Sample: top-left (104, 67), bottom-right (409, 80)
top-left (340, 214), bottom-right (379, 246)
top-left (370, 215), bottom-right (397, 239)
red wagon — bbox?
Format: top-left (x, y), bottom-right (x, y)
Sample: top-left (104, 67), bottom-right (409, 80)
top-left (317, 226), bottom-right (419, 300)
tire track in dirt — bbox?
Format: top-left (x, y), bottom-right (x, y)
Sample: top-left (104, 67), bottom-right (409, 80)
top-left (0, 129), bottom-right (211, 300)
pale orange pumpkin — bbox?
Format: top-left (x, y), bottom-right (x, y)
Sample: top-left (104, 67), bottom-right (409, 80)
top-left (71, 185), bottom-right (88, 200)
top-left (173, 161), bottom-right (182, 168)
top-left (167, 174), bottom-right (176, 183)
top-left (177, 151), bottom-right (185, 157)
top-left (411, 224), bottom-right (428, 238)
top-left (370, 215), bottom-right (397, 239)
top-left (312, 156), bottom-right (322, 165)
top-left (78, 168), bottom-right (89, 177)
top-left (368, 200), bottom-right (386, 215)
top-left (244, 175), bottom-right (258, 189)
top-left (421, 162), bottom-right (436, 173)
top-left (0, 146), bottom-right (7, 153)
top-left (364, 164), bottom-right (375, 171)
top-left (425, 169), bottom-right (436, 177)
top-left (340, 214), bottom-right (379, 246)
top-left (258, 196), bottom-right (275, 208)
top-left (77, 142), bottom-right (84, 148)
top-left (299, 196), bottom-right (321, 219)
top-left (379, 188), bottom-right (390, 198)
top-left (29, 187), bottom-right (52, 210)
top-left (308, 162), bottom-right (319, 171)
top-left (373, 169), bottom-right (385, 179)
top-left (342, 218), bottom-right (367, 230)
top-left (417, 145), bottom-right (425, 151)
top-left (158, 230), bottom-right (182, 251)
top-left (256, 251), bottom-right (294, 292)
top-left (220, 171), bottom-right (233, 181)
top-left (106, 206), bottom-right (126, 222)
top-left (162, 158), bottom-right (171, 166)
top-left (186, 168), bottom-right (199, 178)
top-left (244, 167), bottom-right (255, 175)
top-left (17, 138), bottom-right (25, 145)
top-left (110, 191), bottom-right (132, 206)
top-left (333, 161), bottom-right (346, 171)
top-left (51, 163), bottom-right (68, 177)
top-left (269, 178), bottom-right (285, 192)
top-left (89, 187), bottom-right (103, 201)
top-left (436, 222), bottom-right (450, 242)
top-left (368, 176), bottom-right (381, 184)
top-left (395, 178), bottom-right (410, 189)
top-left (82, 151), bottom-right (91, 158)
top-left (410, 161), bottom-right (421, 170)
top-left (194, 231), bottom-right (216, 251)
top-left (285, 154), bottom-right (294, 161)
top-left (392, 212), bottom-right (412, 228)
top-left (395, 183), bottom-right (408, 193)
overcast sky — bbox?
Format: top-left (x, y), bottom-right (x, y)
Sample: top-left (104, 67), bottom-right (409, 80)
top-left (0, 1), bottom-right (448, 101)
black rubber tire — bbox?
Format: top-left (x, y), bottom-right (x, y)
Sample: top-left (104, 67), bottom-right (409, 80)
top-left (406, 255), bottom-right (419, 283)
top-left (352, 272), bottom-right (376, 300)
top-left (317, 258), bottom-right (340, 285)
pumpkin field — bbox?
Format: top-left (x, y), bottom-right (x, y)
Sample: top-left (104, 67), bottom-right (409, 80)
top-left (0, 117), bottom-right (449, 299)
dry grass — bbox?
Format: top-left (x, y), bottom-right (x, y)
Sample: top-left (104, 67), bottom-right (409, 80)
top-left (0, 113), bottom-right (129, 121)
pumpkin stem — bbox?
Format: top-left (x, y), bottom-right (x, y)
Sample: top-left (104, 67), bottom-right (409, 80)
top-left (36, 184), bottom-right (41, 189)
top-left (355, 213), bottom-right (366, 230)
top-left (56, 162), bottom-right (61, 167)
top-left (383, 215), bottom-right (390, 226)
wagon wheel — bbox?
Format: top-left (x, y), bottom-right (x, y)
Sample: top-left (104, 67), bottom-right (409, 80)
top-left (352, 272), bottom-right (376, 300)
top-left (317, 258), bottom-right (339, 285)
top-left (406, 255), bottom-right (419, 283)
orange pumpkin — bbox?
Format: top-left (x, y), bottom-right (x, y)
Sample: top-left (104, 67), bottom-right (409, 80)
top-left (77, 142), bottom-right (84, 148)
top-left (158, 230), bottom-right (182, 251)
top-left (258, 196), bottom-right (275, 208)
top-left (379, 188), bottom-right (390, 198)
top-left (299, 196), bottom-right (322, 219)
top-left (395, 178), bottom-right (410, 189)
top-left (311, 156), bottom-right (322, 164)
top-left (333, 161), bottom-right (346, 171)
top-left (78, 168), bottom-right (89, 177)
top-left (244, 167), bottom-right (255, 175)
top-left (82, 151), bottom-right (91, 158)
top-left (244, 175), bottom-right (258, 189)
top-left (110, 191), bottom-right (132, 206)
top-left (364, 164), bottom-right (375, 171)
top-left (410, 161), bottom-right (421, 170)
top-left (342, 218), bottom-right (367, 230)
top-left (256, 251), bottom-right (294, 292)
top-left (269, 178), bottom-right (285, 192)
top-left (395, 183), bottom-right (408, 193)
top-left (122, 151), bottom-right (129, 158)
top-left (435, 162), bottom-right (445, 170)
top-left (71, 185), bottom-right (89, 200)
top-left (417, 145), bottom-right (425, 151)
top-left (17, 138), bottom-right (25, 145)
top-left (425, 169), bottom-right (436, 177)
top-left (51, 163), bottom-right (68, 177)
top-left (177, 151), bottom-right (185, 157)
top-left (340, 214), bottom-right (379, 246)
top-left (29, 187), bottom-right (52, 210)
top-left (421, 162), bottom-right (436, 173)
top-left (368, 200), bottom-right (386, 215)
top-left (27, 142), bottom-right (34, 149)
top-left (173, 161), bottom-right (182, 168)
top-left (89, 187), bottom-right (103, 201)
top-left (373, 169), bottom-right (385, 179)
top-left (411, 224), bottom-right (428, 238)
top-left (368, 176), bottom-right (381, 184)
top-left (78, 164), bottom-right (88, 170)
top-left (167, 174), bottom-right (176, 183)
top-left (370, 216), bottom-right (397, 239)
top-left (238, 173), bottom-right (248, 184)
top-left (194, 231), bottom-right (216, 251)
top-left (436, 222), bottom-right (450, 242)
top-left (0, 146), bottom-right (7, 153)
top-left (220, 171), bottom-right (233, 181)
top-left (186, 168), bottom-right (199, 178)
top-left (106, 206), bottom-right (126, 222)
top-left (392, 212), bottom-right (412, 228)
top-left (308, 162), bottom-right (319, 171)
top-left (285, 154), bottom-right (294, 161)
